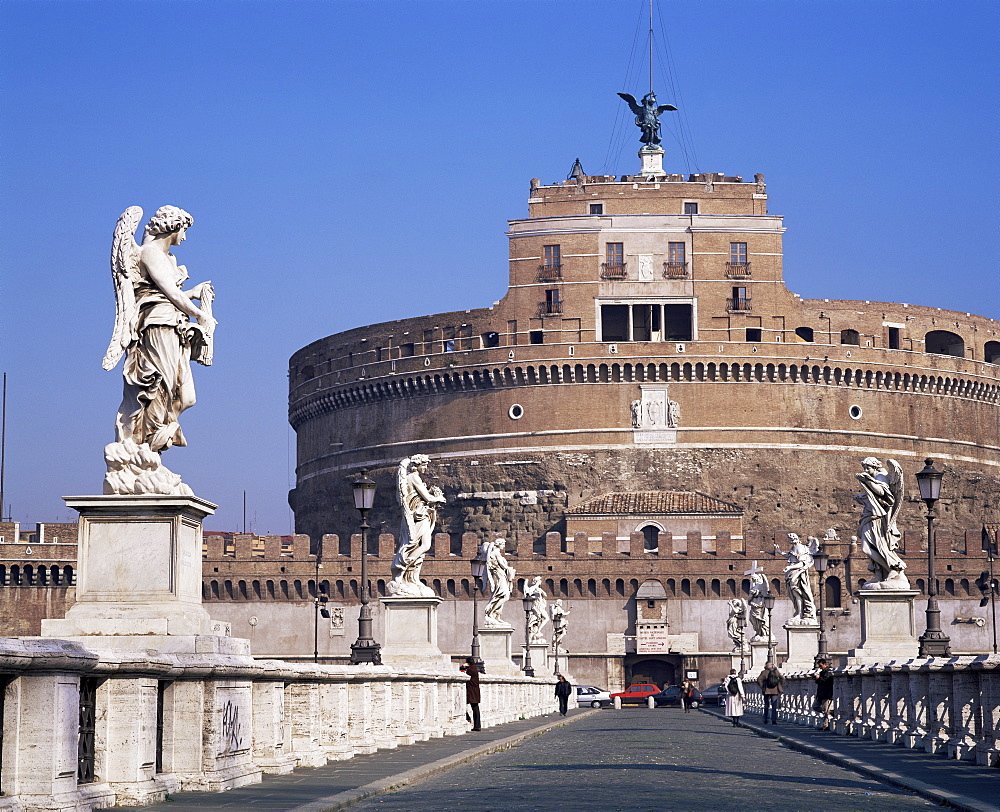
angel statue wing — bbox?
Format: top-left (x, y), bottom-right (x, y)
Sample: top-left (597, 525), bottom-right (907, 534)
top-left (885, 459), bottom-right (905, 534)
top-left (102, 206), bottom-right (143, 371)
top-left (616, 92), bottom-right (642, 116)
top-left (656, 103), bottom-right (678, 114)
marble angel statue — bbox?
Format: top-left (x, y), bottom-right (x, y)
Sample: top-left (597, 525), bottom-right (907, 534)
top-left (389, 455), bottom-right (446, 597)
top-left (550, 599), bottom-right (570, 650)
top-left (744, 561), bottom-right (771, 641)
top-left (726, 598), bottom-right (750, 653)
top-left (524, 575), bottom-right (549, 644)
top-left (855, 457), bottom-right (909, 589)
top-left (101, 206), bottom-right (215, 496)
top-left (774, 533), bottom-right (818, 624)
top-left (481, 538), bottom-right (515, 627)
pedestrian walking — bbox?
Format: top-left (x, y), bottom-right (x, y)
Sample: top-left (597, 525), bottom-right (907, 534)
top-left (813, 658), bottom-right (834, 730)
top-left (460, 656), bottom-right (482, 730)
top-left (554, 674), bottom-right (573, 716)
top-left (722, 669), bottom-right (745, 727)
top-left (680, 678), bottom-right (695, 713)
top-left (756, 661), bottom-right (784, 724)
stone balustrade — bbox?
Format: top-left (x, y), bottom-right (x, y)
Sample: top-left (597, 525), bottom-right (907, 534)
top-left (0, 638), bottom-right (556, 811)
top-left (742, 655), bottom-right (1000, 768)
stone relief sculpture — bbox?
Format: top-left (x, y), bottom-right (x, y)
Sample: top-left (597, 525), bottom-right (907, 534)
top-left (667, 399), bottom-right (680, 428)
top-left (637, 255), bottom-right (654, 281)
top-left (102, 206), bottom-right (216, 496)
top-left (744, 560), bottom-right (771, 641)
top-left (617, 91), bottom-right (677, 146)
top-left (646, 399), bottom-right (662, 426)
top-left (774, 533), bottom-right (817, 624)
top-left (630, 400), bottom-right (642, 429)
top-left (550, 599), bottom-right (569, 650)
top-left (630, 390), bottom-right (680, 430)
top-left (726, 598), bottom-right (750, 653)
top-left (855, 457), bottom-right (909, 590)
top-left (389, 455), bottom-right (446, 597)
top-left (524, 575), bottom-right (549, 643)
top-left (481, 538), bottom-right (515, 627)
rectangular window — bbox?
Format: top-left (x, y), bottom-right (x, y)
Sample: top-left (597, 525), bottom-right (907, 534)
top-left (600, 305), bottom-right (629, 341)
top-left (529, 330), bottom-right (544, 345)
top-left (589, 203), bottom-right (604, 215)
top-left (545, 289), bottom-right (561, 314)
top-left (543, 244), bottom-right (561, 269)
top-left (481, 331), bottom-right (500, 348)
top-left (730, 243), bottom-right (748, 264)
top-left (399, 342), bottom-right (415, 357)
top-left (684, 202), bottom-right (698, 215)
top-left (888, 326), bottom-right (901, 350)
top-left (668, 242), bottom-right (686, 264)
top-left (606, 243), bottom-right (624, 266)
top-left (662, 304), bottom-right (692, 341)
top-left (442, 327), bottom-right (456, 353)
top-left (746, 328), bottom-right (762, 342)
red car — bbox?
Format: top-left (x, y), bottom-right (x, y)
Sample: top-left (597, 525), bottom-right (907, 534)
top-left (610, 684), bottom-right (661, 704)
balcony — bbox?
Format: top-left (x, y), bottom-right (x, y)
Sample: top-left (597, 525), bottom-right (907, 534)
top-left (663, 262), bottom-right (688, 279)
top-left (537, 264), bottom-right (562, 283)
top-left (538, 300), bottom-right (563, 317)
top-left (727, 297), bottom-right (752, 313)
top-left (600, 262), bottom-right (628, 280)
top-left (726, 262), bottom-right (752, 279)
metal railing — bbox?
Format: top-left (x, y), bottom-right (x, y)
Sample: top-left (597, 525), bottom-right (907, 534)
top-left (726, 262), bottom-right (752, 278)
top-left (600, 262), bottom-right (628, 280)
top-left (727, 297), bottom-right (752, 312)
top-left (663, 262), bottom-right (688, 278)
top-left (539, 301), bottom-right (563, 317)
top-left (537, 264), bottom-right (562, 282)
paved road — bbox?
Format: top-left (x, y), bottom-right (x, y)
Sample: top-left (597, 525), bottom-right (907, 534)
top-left (349, 709), bottom-right (937, 812)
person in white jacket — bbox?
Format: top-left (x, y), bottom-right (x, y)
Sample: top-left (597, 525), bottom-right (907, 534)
top-left (723, 669), bottom-right (745, 727)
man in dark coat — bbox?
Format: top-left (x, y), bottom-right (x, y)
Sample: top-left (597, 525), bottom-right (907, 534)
top-left (554, 674), bottom-right (573, 716)
top-left (813, 658), bottom-right (834, 730)
top-left (756, 661), bottom-right (784, 724)
top-left (460, 656), bottom-right (482, 730)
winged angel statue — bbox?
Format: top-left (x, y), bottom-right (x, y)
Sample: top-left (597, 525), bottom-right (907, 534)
top-left (101, 206), bottom-right (216, 496)
top-left (855, 458), bottom-right (909, 589)
top-left (617, 91), bottom-right (677, 146)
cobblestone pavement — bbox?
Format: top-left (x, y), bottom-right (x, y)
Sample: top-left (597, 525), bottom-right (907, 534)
top-left (349, 709), bottom-right (938, 812)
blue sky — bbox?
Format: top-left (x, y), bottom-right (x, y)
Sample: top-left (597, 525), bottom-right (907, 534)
top-left (1, 0), bottom-right (997, 533)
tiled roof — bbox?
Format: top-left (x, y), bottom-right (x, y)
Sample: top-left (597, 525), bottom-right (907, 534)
top-left (566, 491), bottom-right (743, 516)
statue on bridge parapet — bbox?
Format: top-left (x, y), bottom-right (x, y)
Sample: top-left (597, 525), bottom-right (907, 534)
top-left (726, 598), bottom-right (750, 653)
top-left (745, 561), bottom-right (772, 641)
top-left (524, 575), bottom-right (549, 643)
top-left (550, 598), bottom-right (570, 651)
top-left (775, 533), bottom-right (818, 624)
top-left (481, 538), bottom-right (516, 627)
top-left (389, 455), bottom-right (446, 597)
top-left (855, 457), bottom-right (910, 590)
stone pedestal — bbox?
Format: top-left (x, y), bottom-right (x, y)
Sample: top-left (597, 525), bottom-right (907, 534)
top-left (848, 590), bottom-right (919, 664)
top-left (783, 623), bottom-right (820, 671)
top-left (379, 595), bottom-right (451, 670)
top-left (729, 650), bottom-right (751, 676)
top-left (639, 144), bottom-right (666, 178)
top-left (524, 642), bottom-right (551, 676)
top-left (41, 495), bottom-right (248, 655)
top-left (750, 640), bottom-right (773, 672)
top-left (478, 626), bottom-right (519, 675)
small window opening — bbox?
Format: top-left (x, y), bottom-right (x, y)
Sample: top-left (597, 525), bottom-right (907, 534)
top-left (683, 202), bottom-right (698, 215)
top-left (746, 328), bottom-right (762, 342)
top-left (529, 330), bottom-right (544, 345)
top-left (888, 327), bottom-right (901, 350)
top-left (589, 203), bottom-right (603, 215)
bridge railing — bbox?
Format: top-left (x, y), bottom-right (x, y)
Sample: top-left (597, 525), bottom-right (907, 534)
top-left (742, 655), bottom-right (1000, 768)
top-left (0, 638), bottom-right (556, 811)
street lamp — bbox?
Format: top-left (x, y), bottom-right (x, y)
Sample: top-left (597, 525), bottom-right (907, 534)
top-left (915, 458), bottom-right (951, 658)
top-left (813, 546), bottom-right (829, 666)
top-left (469, 545), bottom-right (487, 673)
top-left (349, 471), bottom-right (382, 665)
top-left (521, 594), bottom-right (535, 677)
top-left (763, 593), bottom-right (776, 665)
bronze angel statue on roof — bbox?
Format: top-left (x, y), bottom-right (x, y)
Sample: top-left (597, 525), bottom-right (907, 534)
top-left (101, 206), bottom-right (216, 496)
top-left (617, 91), bottom-right (677, 146)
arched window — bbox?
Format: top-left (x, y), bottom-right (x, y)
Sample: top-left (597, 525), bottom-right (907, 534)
top-left (925, 330), bottom-right (964, 358)
top-left (681, 578), bottom-right (691, 597)
top-left (840, 329), bottom-right (860, 346)
top-left (795, 327), bottom-right (814, 343)
top-left (615, 578), bottom-right (625, 596)
top-left (588, 578), bottom-right (597, 597)
top-left (710, 579), bottom-right (721, 597)
top-left (640, 525), bottom-right (660, 552)
top-left (825, 576), bottom-right (842, 608)
top-left (985, 341), bottom-right (1000, 364)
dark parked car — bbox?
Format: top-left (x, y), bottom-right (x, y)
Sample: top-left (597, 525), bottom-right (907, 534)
top-left (609, 683), bottom-right (661, 705)
top-left (653, 685), bottom-right (703, 708)
top-left (698, 684), bottom-right (726, 706)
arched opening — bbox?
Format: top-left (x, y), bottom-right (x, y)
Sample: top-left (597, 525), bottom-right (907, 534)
top-left (639, 524), bottom-right (661, 552)
top-left (794, 327), bottom-right (814, 343)
top-left (925, 330), bottom-right (964, 358)
top-left (840, 329), bottom-right (860, 346)
top-left (985, 341), bottom-right (1000, 364)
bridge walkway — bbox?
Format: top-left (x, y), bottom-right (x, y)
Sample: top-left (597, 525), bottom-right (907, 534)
top-left (121, 707), bottom-right (999, 812)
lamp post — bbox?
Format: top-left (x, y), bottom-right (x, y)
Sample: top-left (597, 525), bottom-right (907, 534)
top-left (916, 458), bottom-right (951, 658)
top-left (813, 546), bottom-right (829, 666)
top-left (349, 471), bottom-right (381, 665)
top-left (521, 594), bottom-right (535, 677)
top-left (763, 593), bottom-right (776, 665)
top-left (469, 545), bottom-right (487, 673)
